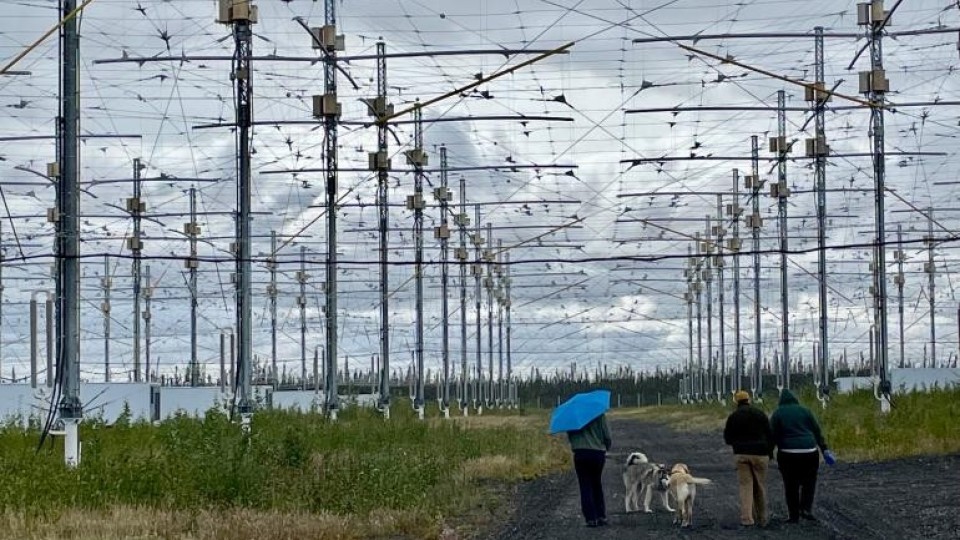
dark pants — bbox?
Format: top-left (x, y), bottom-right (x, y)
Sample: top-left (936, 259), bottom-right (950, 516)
top-left (573, 449), bottom-right (606, 524)
top-left (777, 450), bottom-right (820, 520)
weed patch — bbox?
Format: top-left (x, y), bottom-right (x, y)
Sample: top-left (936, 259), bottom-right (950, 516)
top-left (0, 404), bottom-right (567, 539)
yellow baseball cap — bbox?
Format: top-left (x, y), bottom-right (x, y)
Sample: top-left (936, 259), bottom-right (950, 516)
top-left (734, 390), bottom-right (750, 403)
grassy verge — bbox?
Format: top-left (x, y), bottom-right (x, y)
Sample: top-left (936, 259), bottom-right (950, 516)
top-left (0, 403), bottom-right (567, 539)
top-left (610, 387), bottom-right (960, 462)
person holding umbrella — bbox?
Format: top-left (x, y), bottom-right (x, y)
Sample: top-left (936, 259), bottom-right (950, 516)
top-left (550, 389), bottom-right (613, 528)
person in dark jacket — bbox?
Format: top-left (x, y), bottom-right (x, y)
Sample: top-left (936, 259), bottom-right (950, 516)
top-left (723, 390), bottom-right (773, 527)
top-left (770, 388), bottom-right (829, 523)
top-left (567, 413), bottom-right (612, 527)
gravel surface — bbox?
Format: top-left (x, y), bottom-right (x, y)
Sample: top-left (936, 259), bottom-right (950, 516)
top-left (485, 418), bottom-right (960, 539)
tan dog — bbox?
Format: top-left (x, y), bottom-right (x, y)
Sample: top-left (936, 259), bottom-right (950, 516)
top-left (667, 463), bottom-right (712, 528)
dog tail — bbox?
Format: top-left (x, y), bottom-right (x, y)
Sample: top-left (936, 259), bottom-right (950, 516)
top-left (689, 477), bottom-right (712, 485)
top-left (626, 452), bottom-right (649, 466)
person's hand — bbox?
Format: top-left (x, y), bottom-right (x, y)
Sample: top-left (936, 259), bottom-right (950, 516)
top-left (822, 449), bottom-right (836, 466)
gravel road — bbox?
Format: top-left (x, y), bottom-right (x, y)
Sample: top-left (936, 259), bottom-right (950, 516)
top-left (485, 418), bottom-right (960, 539)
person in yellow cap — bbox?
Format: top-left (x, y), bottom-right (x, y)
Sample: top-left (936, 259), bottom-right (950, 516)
top-left (723, 390), bottom-right (774, 527)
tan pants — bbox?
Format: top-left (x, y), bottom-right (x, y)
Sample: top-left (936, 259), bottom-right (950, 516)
top-left (735, 454), bottom-right (768, 526)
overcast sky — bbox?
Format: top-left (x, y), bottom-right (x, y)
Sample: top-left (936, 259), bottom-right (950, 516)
top-left (1, 0), bottom-right (959, 384)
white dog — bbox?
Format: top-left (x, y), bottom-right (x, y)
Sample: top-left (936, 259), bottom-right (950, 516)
top-left (623, 452), bottom-right (675, 514)
top-left (667, 463), bottom-right (712, 528)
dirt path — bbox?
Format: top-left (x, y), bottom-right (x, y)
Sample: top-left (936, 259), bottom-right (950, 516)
top-left (484, 418), bottom-right (960, 539)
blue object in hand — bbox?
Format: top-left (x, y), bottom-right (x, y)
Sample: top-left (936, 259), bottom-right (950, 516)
top-left (823, 449), bottom-right (836, 466)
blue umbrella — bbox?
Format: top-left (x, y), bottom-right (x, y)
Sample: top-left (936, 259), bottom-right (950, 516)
top-left (549, 389), bottom-right (611, 434)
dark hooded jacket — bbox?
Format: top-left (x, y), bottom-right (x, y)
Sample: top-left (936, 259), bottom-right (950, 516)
top-left (724, 401), bottom-right (774, 456)
top-left (770, 389), bottom-right (828, 452)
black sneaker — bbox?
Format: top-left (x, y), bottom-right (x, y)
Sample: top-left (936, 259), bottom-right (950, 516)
top-left (800, 511), bottom-right (817, 522)
top-left (586, 520), bottom-right (599, 528)
top-left (597, 518), bottom-right (609, 526)
top-left (785, 517), bottom-right (799, 524)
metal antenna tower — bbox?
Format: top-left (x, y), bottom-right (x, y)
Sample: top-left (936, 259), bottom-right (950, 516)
top-left (130, 158), bottom-right (144, 383)
top-left (299, 246), bottom-right (308, 389)
top-left (772, 89), bottom-right (791, 389)
top-left (485, 223), bottom-right (495, 408)
top-left (694, 233), bottom-right (704, 401)
top-left (368, 40), bottom-right (393, 417)
top-left (684, 247), bottom-right (694, 403)
top-left (456, 178), bottom-right (470, 414)
top-left (714, 198), bottom-right (726, 399)
top-left (731, 169), bottom-right (743, 394)
top-left (267, 230), bottom-right (277, 386)
top-left (505, 251), bottom-right (513, 407)
top-left (496, 239), bottom-right (504, 406)
top-left (894, 225), bottom-right (905, 368)
top-left (810, 26), bottom-right (831, 402)
top-left (46, 297), bottom-right (53, 388)
top-left (748, 136), bottom-right (764, 398)
top-left (406, 105), bottom-right (427, 419)
top-left (186, 188), bottom-right (200, 386)
top-left (473, 204), bottom-right (483, 411)
top-left (217, 0), bottom-right (258, 424)
top-left (859, 0), bottom-right (892, 411)
top-left (702, 220), bottom-right (714, 400)
top-left (310, 0), bottom-right (343, 419)
top-left (436, 145), bottom-right (452, 416)
top-left (925, 208), bottom-right (936, 368)
top-left (57, 0), bottom-right (83, 466)
top-left (101, 255), bottom-right (110, 382)
top-left (0, 221), bottom-right (3, 377)
top-left (144, 265), bottom-right (152, 381)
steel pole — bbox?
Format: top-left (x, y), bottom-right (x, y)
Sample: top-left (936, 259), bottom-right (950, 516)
top-left (268, 230), bottom-right (277, 386)
top-left (373, 41), bottom-right (392, 416)
top-left (410, 106), bottom-right (426, 417)
top-left (813, 26), bottom-right (830, 399)
top-left (144, 265), bottom-right (152, 382)
top-left (322, 0), bottom-right (340, 418)
top-left (102, 255), bottom-right (110, 382)
top-left (896, 226), bottom-right (905, 368)
top-left (131, 158), bottom-right (142, 383)
top-left (775, 89), bottom-right (790, 389)
top-left (473, 204), bottom-right (483, 410)
top-left (505, 252), bottom-right (513, 407)
top-left (864, 0), bottom-right (891, 410)
top-left (300, 246), bottom-right (308, 390)
top-left (732, 169), bottom-right (743, 393)
top-left (485, 223), bottom-right (494, 408)
top-left (457, 178), bottom-right (469, 413)
top-left (188, 189), bottom-right (199, 386)
top-left (927, 208), bottom-right (936, 368)
top-left (223, 1), bottom-right (257, 422)
top-left (750, 136), bottom-right (763, 397)
top-left (715, 197), bottom-right (726, 399)
top-left (438, 146), bottom-right (451, 414)
top-left (58, 0), bottom-right (83, 466)
top-left (703, 220), bottom-right (714, 399)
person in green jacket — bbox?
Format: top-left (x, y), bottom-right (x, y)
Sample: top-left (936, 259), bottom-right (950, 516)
top-left (770, 389), bottom-right (829, 523)
top-left (567, 413), bottom-right (612, 527)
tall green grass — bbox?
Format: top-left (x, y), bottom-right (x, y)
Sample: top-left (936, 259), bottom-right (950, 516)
top-left (0, 403), bottom-right (567, 539)
top-left (821, 386), bottom-right (960, 461)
